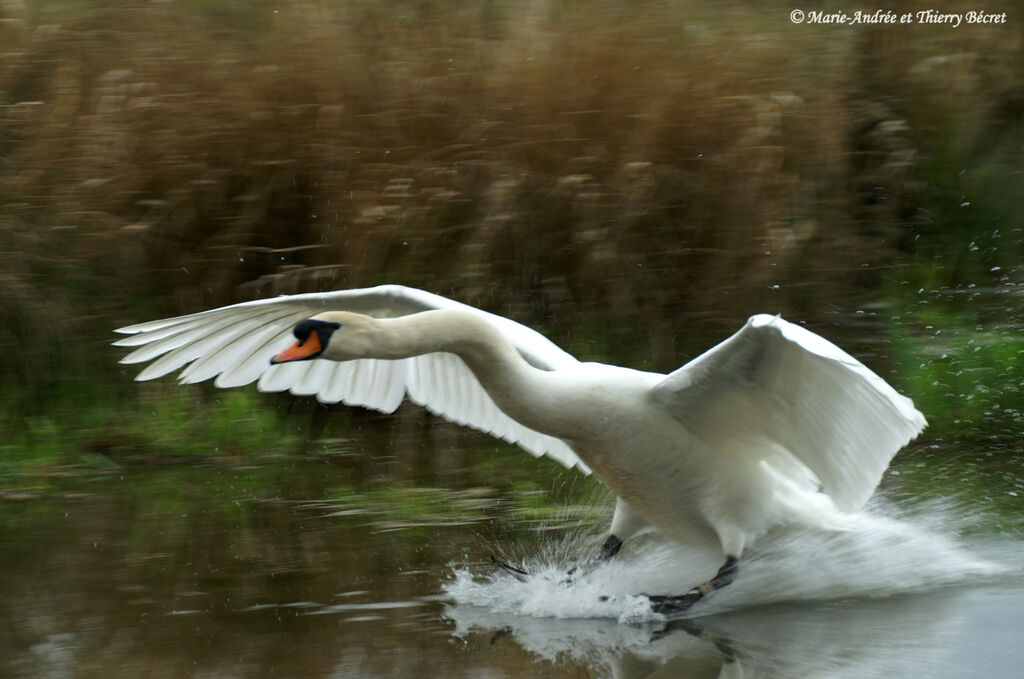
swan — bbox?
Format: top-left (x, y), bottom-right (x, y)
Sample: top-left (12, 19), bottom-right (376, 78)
top-left (113, 284), bottom-right (926, 613)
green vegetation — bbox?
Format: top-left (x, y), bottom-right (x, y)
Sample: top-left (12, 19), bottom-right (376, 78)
top-left (887, 307), bottom-right (1024, 441)
top-left (0, 0), bottom-right (1021, 489)
top-left (0, 387), bottom-right (303, 483)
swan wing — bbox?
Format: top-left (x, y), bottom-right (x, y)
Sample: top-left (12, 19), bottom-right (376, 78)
top-left (114, 284), bottom-right (588, 473)
top-left (651, 314), bottom-right (926, 512)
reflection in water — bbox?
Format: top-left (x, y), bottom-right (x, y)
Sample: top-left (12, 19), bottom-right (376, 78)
top-left (447, 588), bottom-right (1023, 678)
top-left (442, 494), bottom-right (1022, 678)
top-left (0, 463), bottom-right (487, 679)
top-left (1, 459), bottom-right (1022, 678)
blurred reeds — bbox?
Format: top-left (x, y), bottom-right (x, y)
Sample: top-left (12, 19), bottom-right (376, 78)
top-left (1, 0), bottom-right (1022, 459)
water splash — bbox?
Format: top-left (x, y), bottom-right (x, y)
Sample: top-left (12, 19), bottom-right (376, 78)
top-left (443, 502), bottom-right (1011, 624)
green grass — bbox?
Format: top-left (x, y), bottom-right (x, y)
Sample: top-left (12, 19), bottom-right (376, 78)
top-left (0, 386), bottom-right (303, 483)
top-left (887, 308), bottom-right (1024, 442)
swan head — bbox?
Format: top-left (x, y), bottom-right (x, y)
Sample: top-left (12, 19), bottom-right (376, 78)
top-left (270, 312), bottom-right (379, 364)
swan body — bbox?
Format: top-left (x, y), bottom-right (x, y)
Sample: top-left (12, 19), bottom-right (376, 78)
top-left (114, 284), bottom-right (926, 608)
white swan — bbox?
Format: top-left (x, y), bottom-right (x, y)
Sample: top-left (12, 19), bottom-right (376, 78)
top-left (114, 284), bottom-right (926, 612)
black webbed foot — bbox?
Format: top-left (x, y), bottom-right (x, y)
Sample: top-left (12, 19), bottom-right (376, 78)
top-left (643, 555), bottom-right (739, 616)
top-left (646, 588), bottom-right (705, 615)
top-left (490, 555), bottom-right (530, 582)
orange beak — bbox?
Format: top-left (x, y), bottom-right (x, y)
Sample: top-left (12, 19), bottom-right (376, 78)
top-left (271, 332), bottom-right (323, 364)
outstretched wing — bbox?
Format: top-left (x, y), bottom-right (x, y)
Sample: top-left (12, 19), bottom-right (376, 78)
top-left (114, 284), bottom-right (588, 472)
top-left (651, 314), bottom-right (925, 511)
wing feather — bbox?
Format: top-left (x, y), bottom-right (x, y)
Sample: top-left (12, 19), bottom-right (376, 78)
top-left (291, 359), bottom-right (335, 397)
top-left (652, 314), bottom-right (925, 512)
top-left (257, 358), bottom-right (311, 393)
top-left (115, 284), bottom-right (587, 472)
top-left (113, 318), bottom-right (206, 348)
top-left (119, 317), bottom-right (233, 365)
top-left (179, 311), bottom-right (301, 384)
top-left (214, 326), bottom-right (297, 389)
top-left (312, 361), bottom-right (346, 404)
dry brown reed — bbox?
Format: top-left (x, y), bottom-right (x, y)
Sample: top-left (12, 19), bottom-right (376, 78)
top-left (0, 0), bottom-right (1020, 381)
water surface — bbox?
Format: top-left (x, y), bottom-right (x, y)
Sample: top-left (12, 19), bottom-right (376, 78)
top-left (2, 440), bottom-right (1021, 678)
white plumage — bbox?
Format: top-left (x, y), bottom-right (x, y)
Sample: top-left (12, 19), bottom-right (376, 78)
top-left (115, 284), bottom-right (925, 603)
top-left (116, 285), bottom-right (587, 471)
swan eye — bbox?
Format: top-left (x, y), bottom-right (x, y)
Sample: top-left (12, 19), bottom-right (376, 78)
top-left (292, 319), bottom-right (342, 343)
top-left (273, 320), bottom-right (341, 365)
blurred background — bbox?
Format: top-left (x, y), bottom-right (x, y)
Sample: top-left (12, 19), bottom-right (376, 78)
top-left (1, 1), bottom-right (1023, 676)
top-left (3, 0), bottom-right (1023, 456)
top-left (2, 0), bottom-right (1022, 458)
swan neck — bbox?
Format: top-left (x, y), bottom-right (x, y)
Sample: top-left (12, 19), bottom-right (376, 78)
top-left (376, 310), bottom-right (517, 364)
top-left (379, 311), bottom-right (569, 438)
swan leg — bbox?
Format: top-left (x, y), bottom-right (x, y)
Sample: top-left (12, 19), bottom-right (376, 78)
top-left (562, 532), bottom-right (624, 582)
top-left (493, 497), bottom-right (640, 583)
top-left (584, 495), bottom-right (643, 566)
top-left (599, 533), bottom-right (624, 560)
top-left (562, 496), bottom-right (645, 581)
top-left (646, 555), bottom-right (739, 615)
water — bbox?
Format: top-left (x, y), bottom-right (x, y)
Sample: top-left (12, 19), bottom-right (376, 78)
top-left (446, 585), bottom-right (1024, 678)
top-left (2, 442), bottom-right (1022, 678)
top-left (445, 505), bottom-right (1008, 622)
